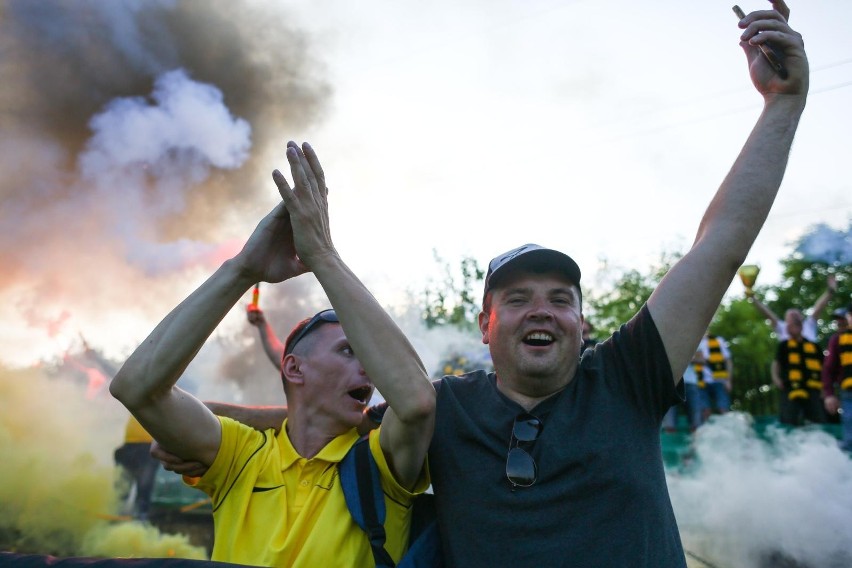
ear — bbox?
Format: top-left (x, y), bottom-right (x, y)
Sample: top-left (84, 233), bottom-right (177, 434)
top-left (479, 310), bottom-right (490, 345)
top-left (282, 354), bottom-right (306, 387)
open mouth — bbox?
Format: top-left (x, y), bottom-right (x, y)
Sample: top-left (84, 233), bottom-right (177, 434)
top-left (347, 386), bottom-right (372, 404)
top-left (523, 332), bottom-right (554, 347)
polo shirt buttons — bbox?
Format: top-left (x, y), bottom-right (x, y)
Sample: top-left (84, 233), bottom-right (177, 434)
top-left (300, 479), bottom-right (310, 487)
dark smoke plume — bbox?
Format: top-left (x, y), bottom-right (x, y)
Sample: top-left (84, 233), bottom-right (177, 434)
top-left (0, 0), bottom-right (331, 365)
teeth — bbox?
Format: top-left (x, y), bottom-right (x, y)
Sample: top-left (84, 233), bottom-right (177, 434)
top-left (526, 332), bottom-right (553, 341)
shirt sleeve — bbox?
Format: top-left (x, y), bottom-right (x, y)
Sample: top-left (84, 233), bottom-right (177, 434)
top-left (603, 305), bottom-right (680, 421)
top-left (186, 416), bottom-right (270, 506)
top-left (803, 317), bottom-right (818, 343)
top-left (369, 427), bottom-right (430, 503)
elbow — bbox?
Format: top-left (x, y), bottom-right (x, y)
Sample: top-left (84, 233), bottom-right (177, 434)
top-left (109, 364), bottom-right (150, 410)
top-left (395, 381), bottom-right (437, 425)
top-left (692, 228), bottom-right (749, 273)
top-left (109, 369), bottom-right (135, 407)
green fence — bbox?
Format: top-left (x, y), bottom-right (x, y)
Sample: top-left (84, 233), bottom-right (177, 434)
top-left (729, 361), bottom-right (778, 416)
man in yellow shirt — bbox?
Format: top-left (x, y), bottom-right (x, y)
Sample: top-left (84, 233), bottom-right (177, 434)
top-left (113, 415), bottom-right (159, 521)
top-left (111, 142), bottom-right (435, 566)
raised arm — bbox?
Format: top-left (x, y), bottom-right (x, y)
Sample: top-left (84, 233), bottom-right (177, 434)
top-left (647, 1), bottom-right (808, 383)
top-left (809, 274), bottom-right (836, 320)
top-left (247, 308), bottom-right (286, 369)
top-left (273, 142), bottom-right (435, 489)
top-left (110, 196), bottom-right (308, 465)
top-left (749, 295), bottom-right (782, 329)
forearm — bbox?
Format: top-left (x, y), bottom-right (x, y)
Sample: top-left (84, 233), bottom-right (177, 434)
top-left (312, 252), bottom-right (434, 487)
top-left (311, 252), bottom-right (435, 422)
top-left (750, 297), bottom-right (779, 326)
top-left (810, 289), bottom-right (833, 319)
top-left (770, 361), bottom-right (784, 389)
top-left (647, 97), bottom-right (805, 381)
top-left (111, 259), bottom-right (255, 408)
top-left (257, 322), bottom-right (286, 367)
top-left (695, 95), bottom-right (805, 271)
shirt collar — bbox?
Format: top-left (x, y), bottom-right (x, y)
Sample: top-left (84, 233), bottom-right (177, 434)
top-left (278, 418), bottom-right (361, 470)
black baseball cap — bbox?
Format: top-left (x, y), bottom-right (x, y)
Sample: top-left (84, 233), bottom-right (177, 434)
top-left (483, 244), bottom-right (582, 304)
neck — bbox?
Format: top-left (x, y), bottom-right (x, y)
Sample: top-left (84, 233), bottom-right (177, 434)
top-left (494, 369), bottom-right (575, 412)
top-left (285, 407), bottom-right (350, 459)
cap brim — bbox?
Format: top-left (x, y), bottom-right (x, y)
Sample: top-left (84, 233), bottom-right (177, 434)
top-left (486, 249), bottom-right (581, 294)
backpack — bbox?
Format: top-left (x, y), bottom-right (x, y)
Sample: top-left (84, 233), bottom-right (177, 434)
top-left (339, 436), bottom-right (443, 568)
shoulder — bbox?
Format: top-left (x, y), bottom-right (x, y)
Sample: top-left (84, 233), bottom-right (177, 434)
top-left (193, 418), bottom-right (273, 494)
top-left (434, 370), bottom-right (503, 419)
top-left (593, 305), bottom-right (674, 384)
top-left (436, 370), bottom-right (492, 396)
top-left (608, 304), bottom-right (665, 352)
top-left (221, 416), bottom-right (272, 450)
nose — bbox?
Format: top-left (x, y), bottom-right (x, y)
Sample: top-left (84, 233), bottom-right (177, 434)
top-left (527, 300), bottom-right (555, 320)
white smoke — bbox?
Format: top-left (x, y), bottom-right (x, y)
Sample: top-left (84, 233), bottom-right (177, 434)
top-left (793, 222), bottom-right (852, 265)
top-left (80, 69), bottom-right (251, 183)
top-left (670, 413), bottom-right (852, 567)
top-left (0, 0), bottom-right (329, 368)
top-left (77, 69), bottom-right (252, 274)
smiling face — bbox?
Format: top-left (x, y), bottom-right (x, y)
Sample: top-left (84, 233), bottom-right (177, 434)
top-left (480, 270), bottom-right (584, 397)
top-left (283, 323), bottom-right (374, 430)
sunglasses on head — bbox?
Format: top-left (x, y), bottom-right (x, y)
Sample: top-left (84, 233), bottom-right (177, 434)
top-left (506, 412), bottom-right (543, 490)
top-left (284, 309), bottom-right (339, 355)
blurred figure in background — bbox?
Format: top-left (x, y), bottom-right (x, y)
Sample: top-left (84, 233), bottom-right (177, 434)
top-left (581, 319), bottom-right (599, 352)
top-left (700, 332), bottom-right (733, 418)
top-left (114, 415), bottom-right (160, 521)
top-left (822, 303), bottom-right (852, 451)
top-left (246, 306), bottom-right (286, 370)
top-left (772, 311), bottom-right (825, 426)
top-left (662, 350), bottom-right (708, 433)
top-left (749, 274), bottom-right (836, 341)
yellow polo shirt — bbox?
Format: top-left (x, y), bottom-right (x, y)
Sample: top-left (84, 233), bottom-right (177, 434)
top-left (123, 415), bottom-right (153, 444)
top-left (188, 417), bottom-right (429, 567)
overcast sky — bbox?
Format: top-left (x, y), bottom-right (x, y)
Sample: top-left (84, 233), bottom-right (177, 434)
top-left (1, 0), bottom-right (850, 367)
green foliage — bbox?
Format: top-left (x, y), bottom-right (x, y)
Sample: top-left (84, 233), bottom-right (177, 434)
top-left (585, 251), bottom-right (681, 338)
top-left (710, 299), bottom-right (775, 367)
top-left (420, 250), bottom-right (485, 331)
top-left (754, 221), bottom-right (852, 338)
top-left (710, 299), bottom-right (779, 415)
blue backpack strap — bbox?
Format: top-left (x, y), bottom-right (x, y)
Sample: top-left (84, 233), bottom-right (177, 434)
top-left (340, 435), bottom-right (396, 568)
top-left (398, 509), bottom-right (442, 568)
